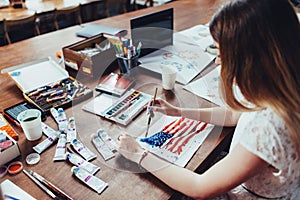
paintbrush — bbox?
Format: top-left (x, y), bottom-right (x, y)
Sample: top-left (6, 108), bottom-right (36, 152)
top-left (145, 88), bottom-right (158, 137)
top-left (30, 170), bottom-right (74, 200)
top-left (23, 169), bottom-right (60, 199)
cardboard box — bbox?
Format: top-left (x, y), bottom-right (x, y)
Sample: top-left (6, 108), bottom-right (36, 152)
top-left (62, 33), bottom-right (118, 78)
top-left (2, 57), bottom-right (93, 114)
top-left (0, 131), bottom-right (21, 166)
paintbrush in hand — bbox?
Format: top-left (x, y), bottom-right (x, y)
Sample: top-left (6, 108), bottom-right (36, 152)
top-left (145, 88), bottom-right (158, 137)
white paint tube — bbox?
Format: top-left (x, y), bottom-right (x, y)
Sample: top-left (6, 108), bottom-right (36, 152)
top-left (66, 117), bottom-right (76, 143)
top-left (53, 134), bottom-right (67, 161)
top-left (42, 122), bottom-right (58, 138)
top-left (50, 108), bottom-right (68, 132)
top-left (33, 130), bottom-right (61, 154)
top-left (71, 167), bottom-right (108, 194)
top-left (66, 152), bottom-right (100, 175)
top-left (91, 134), bottom-right (115, 161)
top-left (57, 108), bottom-right (68, 132)
top-left (70, 139), bottom-right (97, 161)
top-left (97, 129), bottom-right (117, 152)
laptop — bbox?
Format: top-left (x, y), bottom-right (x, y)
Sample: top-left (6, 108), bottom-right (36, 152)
top-left (130, 8), bottom-right (174, 58)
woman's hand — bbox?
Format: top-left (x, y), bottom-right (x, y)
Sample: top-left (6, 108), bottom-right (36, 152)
top-left (148, 98), bottom-right (181, 116)
top-left (116, 133), bottom-right (145, 164)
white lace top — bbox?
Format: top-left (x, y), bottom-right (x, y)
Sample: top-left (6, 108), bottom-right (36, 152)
top-left (227, 108), bottom-right (300, 199)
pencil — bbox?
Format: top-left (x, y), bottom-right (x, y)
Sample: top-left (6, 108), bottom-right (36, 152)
top-left (145, 88), bottom-right (158, 137)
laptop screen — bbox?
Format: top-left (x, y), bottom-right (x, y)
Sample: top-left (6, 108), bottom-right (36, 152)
top-left (130, 8), bottom-right (174, 57)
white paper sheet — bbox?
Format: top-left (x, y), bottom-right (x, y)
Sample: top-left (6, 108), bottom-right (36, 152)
top-left (137, 115), bottom-right (214, 167)
top-left (138, 24), bottom-right (216, 85)
top-left (0, 179), bottom-right (36, 200)
top-left (183, 66), bottom-right (224, 106)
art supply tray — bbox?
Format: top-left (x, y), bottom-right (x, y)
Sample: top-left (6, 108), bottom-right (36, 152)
top-left (62, 33), bottom-right (117, 78)
top-left (2, 57), bottom-right (93, 114)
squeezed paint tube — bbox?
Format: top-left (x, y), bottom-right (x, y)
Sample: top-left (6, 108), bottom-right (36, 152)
top-left (42, 122), bottom-right (58, 138)
top-left (71, 139), bottom-right (97, 161)
top-left (53, 134), bottom-right (67, 161)
top-left (66, 152), bottom-right (100, 175)
top-left (71, 166), bottom-right (108, 194)
top-left (50, 108), bottom-right (68, 132)
top-left (50, 107), bottom-right (59, 124)
top-left (66, 117), bottom-right (76, 143)
top-left (91, 134), bottom-right (115, 161)
top-left (33, 130), bottom-right (61, 154)
top-left (57, 108), bottom-right (68, 132)
top-left (97, 129), bottom-right (117, 152)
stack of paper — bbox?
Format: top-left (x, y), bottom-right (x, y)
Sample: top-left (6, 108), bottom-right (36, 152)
top-left (138, 24), bottom-right (216, 85)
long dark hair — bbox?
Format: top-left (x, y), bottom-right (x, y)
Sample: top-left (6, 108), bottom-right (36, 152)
top-left (209, 0), bottom-right (300, 152)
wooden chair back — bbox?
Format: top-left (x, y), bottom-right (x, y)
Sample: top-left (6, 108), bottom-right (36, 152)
top-left (3, 13), bottom-right (40, 44)
top-left (105, 0), bottom-right (127, 17)
top-left (54, 5), bottom-right (82, 30)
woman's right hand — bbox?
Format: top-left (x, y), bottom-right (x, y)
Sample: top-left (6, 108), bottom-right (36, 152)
top-left (148, 98), bottom-right (181, 116)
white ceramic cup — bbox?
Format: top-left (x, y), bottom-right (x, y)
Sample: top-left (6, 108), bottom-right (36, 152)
top-left (17, 109), bottom-right (42, 141)
top-left (162, 66), bottom-right (177, 90)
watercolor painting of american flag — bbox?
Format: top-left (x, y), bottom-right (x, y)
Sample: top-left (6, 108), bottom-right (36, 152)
top-left (138, 115), bottom-right (214, 167)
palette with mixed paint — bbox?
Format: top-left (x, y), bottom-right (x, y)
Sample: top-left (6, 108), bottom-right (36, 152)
top-left (138, 116), bottom-right (215, 167)
top-left (102, 89), bottom-right (152, 125)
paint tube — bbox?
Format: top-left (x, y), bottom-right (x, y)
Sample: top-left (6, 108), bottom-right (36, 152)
top-left (33, 130), bottom-right (61, 154)
top-left (42, 122), bottom-right (58, 138)
top-left (66, 152), bottom-right (100, 175)
top-left (50, 107), bottom-right (59, 124)
top-left (66, 117), bottom-right (76, 143)
top-left (57, 108), bottom-right (68, 132)
top-left (70, 139), bottom-right (97, 161)
top-left (71, 167), bottom-right (108, 194)
top-left (97, 129), bottom-right (117, 152)
top-left (91, 134), bottom-right (115, 161)
top-left (50, 108), bottom-right (68, 132)
top-left (53, 134), bottom-right (67, 161)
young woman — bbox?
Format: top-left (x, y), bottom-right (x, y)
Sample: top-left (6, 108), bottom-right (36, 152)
top-left (117, 0), bottom-right (300, 199)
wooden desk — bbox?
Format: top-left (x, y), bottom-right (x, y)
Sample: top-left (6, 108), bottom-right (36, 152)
top-left (0, 0), bottom-right (232, 199)
top-left (0, 0), bottom-right (103, 20)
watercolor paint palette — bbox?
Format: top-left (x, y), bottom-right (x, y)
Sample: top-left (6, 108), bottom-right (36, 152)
top-left (82, 89), bottom-right (152, 125)
top-left (138, 116), bottom-right (214, 167)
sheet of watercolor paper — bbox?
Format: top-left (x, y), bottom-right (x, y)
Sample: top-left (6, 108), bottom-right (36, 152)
top-left (138, 24), bottom-right (216, 85)
top-left (138, 42), bottom-right (213, 85)
top-left (183, 66), bottom-right (225, 106)
top-left (174, 24), bottom-right (214, 54)
top-left (138, 115), bottom-right (214, 167)
top-left (0, 179), bottom-right (36, 200)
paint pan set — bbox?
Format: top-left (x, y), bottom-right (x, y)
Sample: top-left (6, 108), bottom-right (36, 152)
top-left (103, 89), bottom-right (152, 125)
top-left (83, 89), bottom-right (153, 125)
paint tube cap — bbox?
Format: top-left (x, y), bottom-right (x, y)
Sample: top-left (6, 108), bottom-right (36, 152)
top-left (71, 166), bottom-right (79, 174)
top-left (7, 161), bottom-right (23, 175)
top-left (26, 153), bottom-right (40, 165)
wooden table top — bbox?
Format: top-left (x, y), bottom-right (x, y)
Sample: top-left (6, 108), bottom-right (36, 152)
top-left (0, 0), bottom-right (232, 199)
top-left (0, 0), bottom-right (103, 20)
